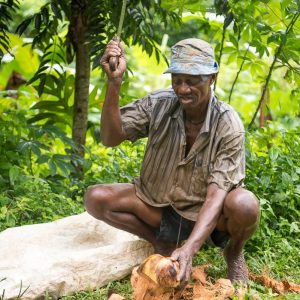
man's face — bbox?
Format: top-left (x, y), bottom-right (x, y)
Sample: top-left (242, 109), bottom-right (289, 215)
top-left (171, 73), bottom-right (216, 110)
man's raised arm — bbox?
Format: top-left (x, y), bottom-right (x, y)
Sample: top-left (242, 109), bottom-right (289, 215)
top-left (99, 40), bottom-right (127, 147)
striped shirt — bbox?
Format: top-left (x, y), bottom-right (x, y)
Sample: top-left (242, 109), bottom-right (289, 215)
top-left (120, 88), bottom-right (245, 221)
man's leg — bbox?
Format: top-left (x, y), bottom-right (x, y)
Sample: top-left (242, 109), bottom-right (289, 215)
top-left (216, 187), bottom-right (260, 282)
top-left (84, 183), bottom-right (174, 253)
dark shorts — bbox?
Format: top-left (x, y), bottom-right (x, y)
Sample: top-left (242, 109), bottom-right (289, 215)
top-left (155, 206), bottom-right (230, 249)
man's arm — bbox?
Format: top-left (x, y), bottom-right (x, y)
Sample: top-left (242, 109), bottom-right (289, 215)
top-left (171, 183), bottom-right (227, 284)
top-left (99, 40), bottom-right (127, 147)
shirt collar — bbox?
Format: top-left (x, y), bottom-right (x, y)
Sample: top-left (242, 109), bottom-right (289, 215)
top-left (201, 91), bottom-right (216, 133)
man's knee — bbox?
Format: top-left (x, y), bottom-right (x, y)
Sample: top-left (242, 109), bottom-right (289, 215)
top-left (84, 184), bottom-right (113, 219)
top-left (224, 188), bottom-right (260, 227)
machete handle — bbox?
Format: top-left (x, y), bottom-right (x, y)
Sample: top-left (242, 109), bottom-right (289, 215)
top-left (109, 36), bottom-right (120, 72)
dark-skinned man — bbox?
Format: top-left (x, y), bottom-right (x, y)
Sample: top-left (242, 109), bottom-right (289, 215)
top-left (84, 38), bottom-right (260, 285)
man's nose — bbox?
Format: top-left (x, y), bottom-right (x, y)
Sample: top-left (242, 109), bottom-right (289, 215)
top-left (178, 82), bottom-right (191, 94)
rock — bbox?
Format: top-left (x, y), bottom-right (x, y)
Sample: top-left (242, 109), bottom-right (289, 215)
top-left (0, 212), bottom-right (153, 299)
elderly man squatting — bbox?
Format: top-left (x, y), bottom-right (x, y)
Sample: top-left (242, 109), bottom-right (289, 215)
top-left (84, 38), bottom-right (260, 284)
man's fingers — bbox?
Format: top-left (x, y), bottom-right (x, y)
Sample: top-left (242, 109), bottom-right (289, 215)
top-left (184, 264), bottom-right (192, 283)
top-left (170, 253), bottom-right (179, 261)
top-left (177, 259), bottom-right (187, 281)
top-left (119, 41), bottom-right (125, 51)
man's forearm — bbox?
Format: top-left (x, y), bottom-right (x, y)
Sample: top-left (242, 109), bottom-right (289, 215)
top-left (184, 184), bottom-right (227, 254)
top-left (100, 78), bottom-right (127, 146)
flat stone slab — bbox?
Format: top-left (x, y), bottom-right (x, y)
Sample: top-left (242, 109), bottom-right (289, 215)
top-left (0, 212), bottom-right (153, 299)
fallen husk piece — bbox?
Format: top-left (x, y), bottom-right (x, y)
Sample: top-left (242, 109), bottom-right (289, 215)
top-left (250, 273), bottom-right (300, 294)
top-left (182, 265), bottom-right (246, 300)
top-left (107, 293), bottom-right (125, 300)
top-left (130, 254), bottom-right (300, 300)
top-left (107, 289), bottom-right (126, 300)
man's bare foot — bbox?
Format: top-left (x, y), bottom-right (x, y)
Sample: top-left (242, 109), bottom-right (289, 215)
top-left (154, 240), bottom-right (176, 257)
top-left (224, 246), bottom-right (248, 282)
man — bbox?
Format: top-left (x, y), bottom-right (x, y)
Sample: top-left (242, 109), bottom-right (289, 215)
top-left (85, 38), bottom-right (260, 285)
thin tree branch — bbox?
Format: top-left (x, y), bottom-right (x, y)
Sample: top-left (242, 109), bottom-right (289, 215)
top-left (214, 24), bottom-right (226, 91)
top-left (228, 45), bottom-right (249, 104)
top-left (248, 13), bottom-right (300, 129)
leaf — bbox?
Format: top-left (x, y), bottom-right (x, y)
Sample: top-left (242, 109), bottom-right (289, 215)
top-left (0, 206), bottom-right (8, 219)
top-left (227, 52), bottom-right (237, 64)
top-left (229, 34), bottom-right (238, 49)
top-left (41, 7), bottom-right (49, 24)
top-left (9, 166), bottom-right (20, 186)
top-left (55, 160), bottom-right (70, 177)
top-left (50, 1), bottom-right (62, 20)
top-left (49, 158), bottom-right (57, 176)
top-left (38, 75), bottom-right (47, 96)
top-left (27, 113), bottom-right (71, 125)
top-left (269, 147), bottom-right (279, 162)
top-left (15, 18), bottom-right (32, 36)
top-left (57, 0), bottom-right (71, 19)
top-left (36, 154), bottom-right (49, 164)
top-left (88, 85), bottom-right (98, 104)
top-left (31, 100), bottom-right (65, 110)
top-left (35, 13), bottom-right (42, 30)
top-left (161, 0), bottom-right (207, 14)
top-left (282, 172), bottom-right (291, 186)
top-left (290, 222), bottom-right (300, 233)
top-left (0, 162), bottom-right (12, 170)
top-left (267, 33), bottom-right (281, 45)
top-left (224, 13), bottom-right (234, 29)
top-left (63, 75), bottom-right (74, 103)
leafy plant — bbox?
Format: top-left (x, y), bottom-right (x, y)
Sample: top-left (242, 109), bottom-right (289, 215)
top-left (245, 124), bottom-right (300, 281)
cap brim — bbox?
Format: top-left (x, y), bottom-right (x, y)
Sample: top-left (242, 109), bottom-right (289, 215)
top-left (164, 62), bottom-right (218, 75)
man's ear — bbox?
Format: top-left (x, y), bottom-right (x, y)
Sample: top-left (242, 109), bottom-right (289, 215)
top-left (210, 73), bottom-right (217, 85)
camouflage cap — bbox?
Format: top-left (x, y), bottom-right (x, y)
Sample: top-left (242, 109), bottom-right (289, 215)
top-left (164, 38), bottom-right (218, 75)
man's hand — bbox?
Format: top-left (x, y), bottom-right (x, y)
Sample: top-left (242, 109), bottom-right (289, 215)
top-left (170, 185), bottom-right (228, 286)
top-left (171, 244), bottom-right (194, 287)
top-left (100, 40), bottom-right (126, 80)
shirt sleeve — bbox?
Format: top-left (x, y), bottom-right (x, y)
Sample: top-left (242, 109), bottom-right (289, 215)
top-left (120, 96), bottom-right (153, 142)
top-left (207, 112), bottom-right (245, 192)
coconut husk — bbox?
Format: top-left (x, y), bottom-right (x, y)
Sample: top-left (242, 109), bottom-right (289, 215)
top-left (250, 273), bottom-right (300, 294)
top-left (127, 255), bottom-right (300, 300)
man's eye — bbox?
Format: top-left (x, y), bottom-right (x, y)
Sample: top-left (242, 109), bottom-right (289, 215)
top-left (187, 80), bottom-right (198, 86)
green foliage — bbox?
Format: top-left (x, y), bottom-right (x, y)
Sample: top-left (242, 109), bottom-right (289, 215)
top-left (0, 103), bottom-right (145, 231)
top-left (13, 0), bottom-right (180, 79)
top-left (245, 124), bottom-right (300, 281)
top-left (0, 177), bottom-right (83, 231)
top-left (0, 1), bottom-right (300, 298)
top-left (160, 0), bottom-right (300, 126)
top-left (0, 0), bottom-right (19, 60)
top-left (0, 107), bottom-right (86, 231)
top-left (0, 108), bottom-right (86, 183)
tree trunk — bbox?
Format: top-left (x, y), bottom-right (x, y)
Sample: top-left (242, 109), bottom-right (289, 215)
top-left (71, 1), bottom-right (90, 158)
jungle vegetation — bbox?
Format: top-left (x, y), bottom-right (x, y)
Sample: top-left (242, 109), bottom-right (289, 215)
top-left (0, 0), bottom-right (299, 299)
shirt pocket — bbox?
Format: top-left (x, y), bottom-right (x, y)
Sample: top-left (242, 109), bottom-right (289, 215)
top-left (189, 157), bottom-right (209, 196)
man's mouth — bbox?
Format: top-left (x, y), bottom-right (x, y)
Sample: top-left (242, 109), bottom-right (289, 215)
top-left (179, 96), bottom-right (194, 103)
